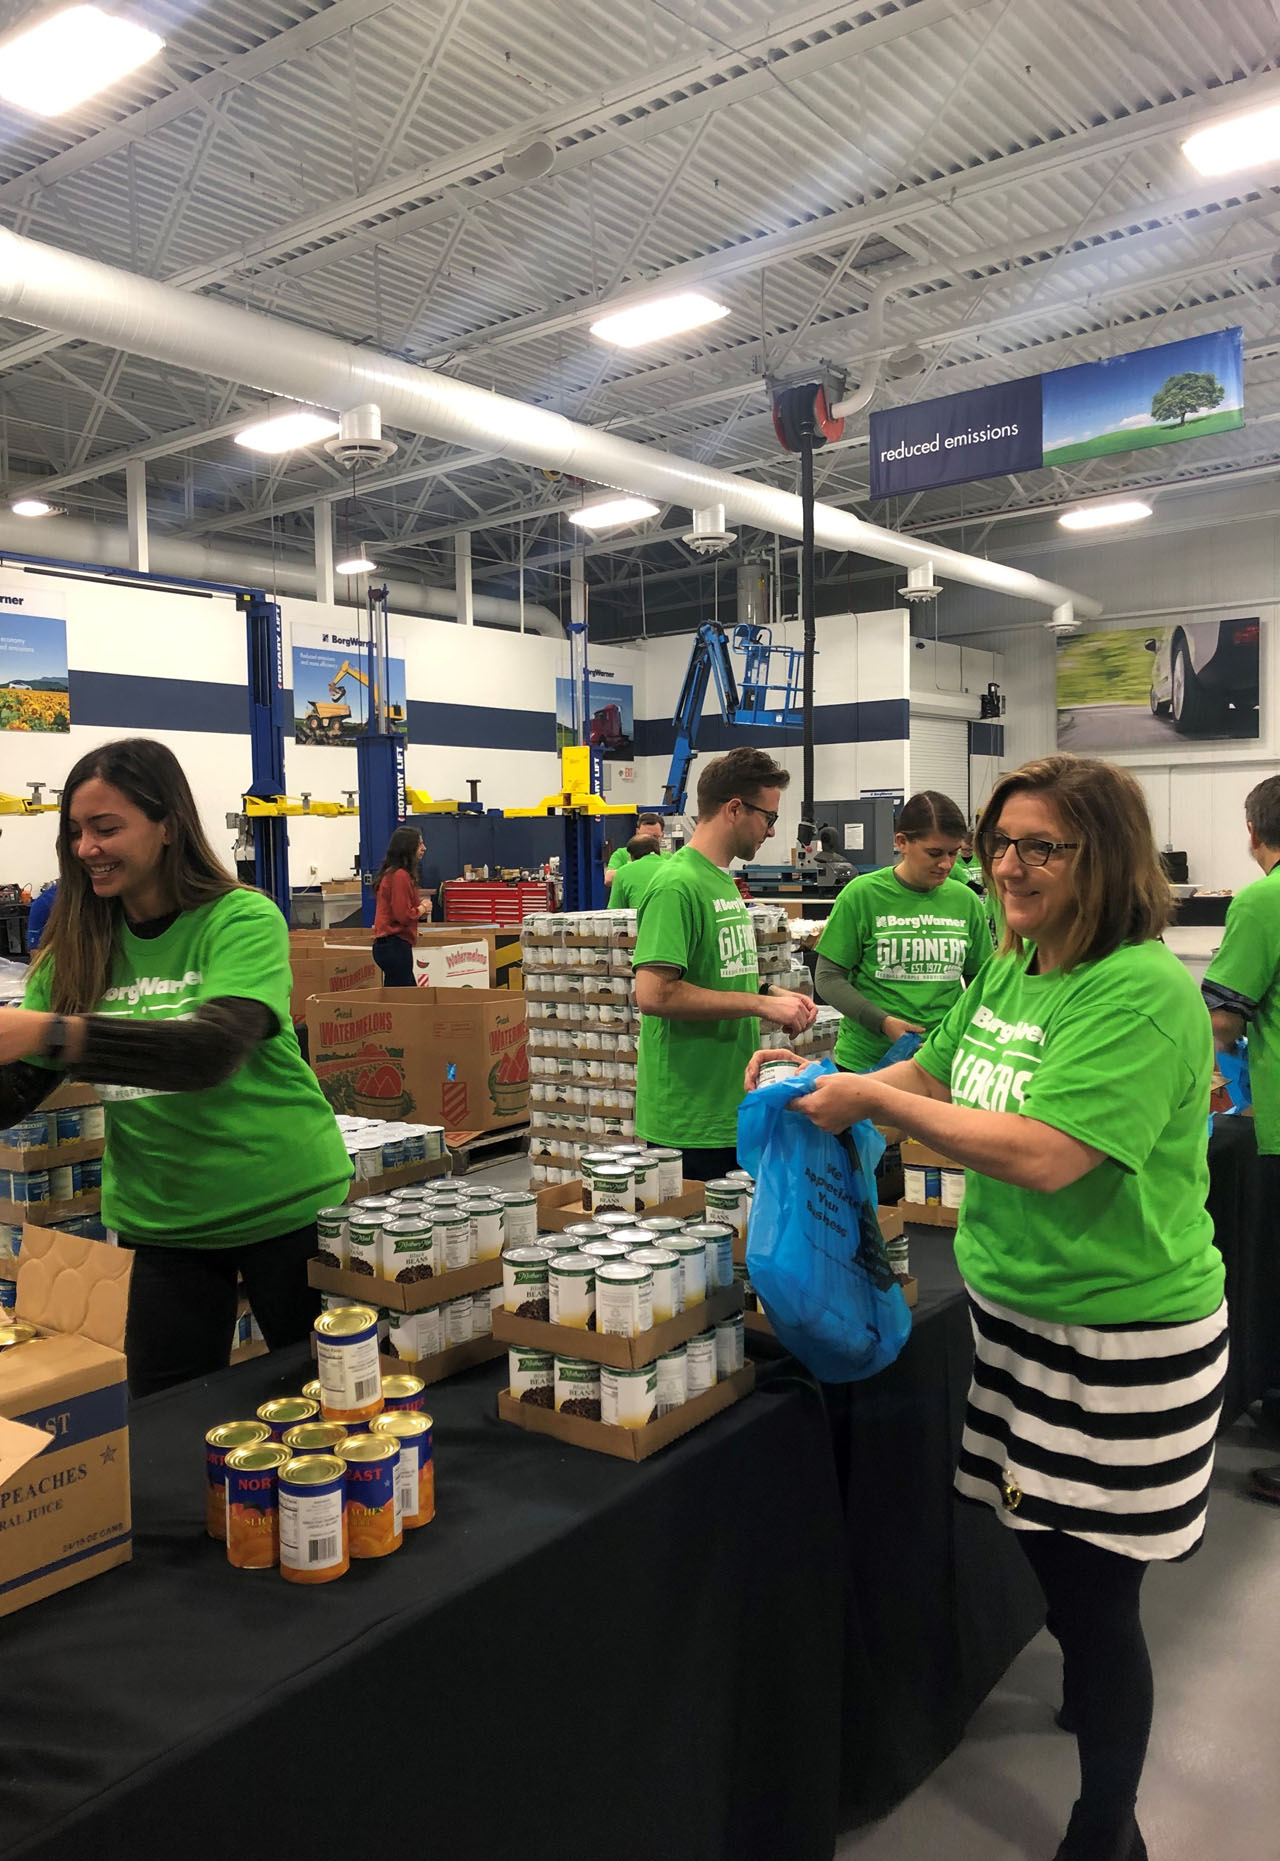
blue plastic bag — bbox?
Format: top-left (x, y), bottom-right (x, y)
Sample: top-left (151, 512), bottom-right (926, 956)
top-left (1219, 1040), bottom-right (1252, 1112)
top-left (870, 1029), bottom-right (923, 1071)
top-left (737, 1059), bottom-right (912, 1382)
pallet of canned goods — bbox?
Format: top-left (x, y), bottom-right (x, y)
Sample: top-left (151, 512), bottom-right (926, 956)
top-left (333, 1112), bottom-right (451, 1199)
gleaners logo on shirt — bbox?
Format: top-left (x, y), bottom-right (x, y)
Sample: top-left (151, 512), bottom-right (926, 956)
top-left (874, 931), bottom-right (969, 983)
top-left (717, 916), bottom-right (756, 981)
top-left (952, 1004), bottom-right (1045, 1113)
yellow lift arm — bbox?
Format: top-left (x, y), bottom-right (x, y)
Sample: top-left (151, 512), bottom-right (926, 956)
top-left (242, 792), bottom-right (359, 818)
top-left (0, 785), bottom-right (59, 815)
top-left (504, 746), bottom-right (633, 819)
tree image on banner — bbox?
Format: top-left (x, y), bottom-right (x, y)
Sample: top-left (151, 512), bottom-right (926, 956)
top-left (1151, 371), bottom-right (1225, 428)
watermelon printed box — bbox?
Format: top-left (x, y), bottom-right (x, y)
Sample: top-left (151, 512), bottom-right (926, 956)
top-left (307, 987), bottom-right (528, 1133)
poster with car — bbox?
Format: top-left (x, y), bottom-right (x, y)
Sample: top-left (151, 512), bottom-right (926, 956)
top-left (292, 621), bottom-right (408, 745)
top-left (0, 575), bottom-right (69, 732)
top-left (555, 677), bottom-right (635, 758)
top-left (1056, 616), bottom-right (1260, 751)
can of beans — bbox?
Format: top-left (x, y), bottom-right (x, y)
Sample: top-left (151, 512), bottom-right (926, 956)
top-left (444, 1296), bottom-right (474, 1348)
top-left (496, 1190), bottom-right (538, 1249)
top-left (281, 1421), bottom-right (350, 1457)
top-left (590, 1162), bottom-right (635, 1215)
top-left (629, 1153), bottom-right (660, 1212)
top-left (469, 1198), bottom-right (504, 1263)
top-left (595, 1260), bottom-right (653, 1337)
top-left (79, 1103), bottom-right (106, 1141)
top-left (623, 1246), bottom-right (682, 1324)
top-left (370, 1410), bottom-right (435, 1528)
top-left (256, 1396), bottom-right (320, 1442)
top-left (649, 1147), bottom-right (683, 1203)
top-left (470, 1290), bottom-right (493, 1339)
top-left (548, 1252), bottom-right (596, 1329)
top-left (563, 1223), bottom-right (610, 1245)
top-left (684, 1221), bottom-right (735, 1292)
top-left (204, 1420), bottom-right (270, 1539)
top-left (502, 1246), bottom-right (553, 1318)
top-left (578, 1238), bottom-right (631, 1265)
top-left (686, 1331), bottom-right (718, 1398)
top-left (48, 1162), bottom-right (77, 1201)
top-left (886, 1235), bottom-right (909, 1277)
top-left (381, 1373), bottom-right (426, 1412)
top-left (278, 1453), bottom-right (348, 1584)
top-left (656, 1345), bottom-right (689, 1415)
top-left (224, 1442), bottom-right (290, 1569)
top-left (339, 1432), bottom-right (403, 1557)
top-left (715, 1314), bottom-right (745, 1378)
top-left (578, 1152), bottom-right (620, 1212)
top-left (508, 1345), bottom-right (553, 1406)
top-left (80, 1157), bottom-right (102, 1192)
top-left (666, 1234), bottom-right (708, 1308)
top-left (315, 1206), bottom-right (349, 1270)
top-left (600, 1362), bottom-right (657, 1429)
top-left (554, 1356), bottom-right (602, 1419)
top-left (941, 1168), bottom-right (965, 1210)
top-left (313, 1304), bottom-right (383, 1424)
top-left (638, 1216), bottom-right (684, 1242)
top-left (55, 1108), bottom-right (83, 1144)
top-left (345, 1212), bottom-right (384, 1278)
top-left (703, 1179), bottom-right (747, 1242)
top-left (436, 1209), bottom-right (473, 1273)
top-left (381, 1214), bottom-right (438, 1285)
top-left (924, 1168), bottom-right (942, 1205)
top-left (903, 1165), bottom-right (927, 1203)
top-left (386, 1307), bottom-right (443, 1362)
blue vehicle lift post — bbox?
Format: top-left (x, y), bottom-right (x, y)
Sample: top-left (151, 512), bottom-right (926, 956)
top-left (357, 584), bottom-right (408, 926)
top-left (239, 590), bottom-right (291, 917)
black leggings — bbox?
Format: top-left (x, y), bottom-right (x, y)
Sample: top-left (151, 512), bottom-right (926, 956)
top-left (122, 1223), bottom-right (321, 1398)
top-left (1020, 1530), bottom-right (1152, 1832)
top-left (373, 935), bottom-right (416, 987)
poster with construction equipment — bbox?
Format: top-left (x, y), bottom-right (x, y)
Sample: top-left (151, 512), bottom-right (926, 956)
top-left (291, 621), bottom-right (408, 746)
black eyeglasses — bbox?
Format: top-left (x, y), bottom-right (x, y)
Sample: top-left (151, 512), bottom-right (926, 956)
top-left (739, 802), bottom-right (779, 830)
top-left (980, 833), bottom-right (1079, 868)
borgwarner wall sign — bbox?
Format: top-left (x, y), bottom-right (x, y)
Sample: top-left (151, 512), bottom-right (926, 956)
top-left (869, 326), bottom-right (1244, 501)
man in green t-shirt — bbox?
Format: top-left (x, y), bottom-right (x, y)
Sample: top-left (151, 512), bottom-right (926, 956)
top-left (1202, 774), bottom-right (1280, 1505)
top-left (609, 837), bottom-right (665, 909)
top-left (605, 812), bottom-right (666, 890)
top-left (633, 748), bottom-right (817, 1180)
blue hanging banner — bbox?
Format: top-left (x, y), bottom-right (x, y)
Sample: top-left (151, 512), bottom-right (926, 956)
top-left (868, 327), bottom-right (1244, 501)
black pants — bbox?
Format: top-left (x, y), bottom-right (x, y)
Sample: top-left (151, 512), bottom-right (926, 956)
top-left (681, 1145), bottom-right (740, 1183)
top-left (1020, 1530), bottom-right (1152, 1839)
top-left (123, 1223), bottom-right (321, 1398)
top-left (373, 935), bottom-right (416, 987)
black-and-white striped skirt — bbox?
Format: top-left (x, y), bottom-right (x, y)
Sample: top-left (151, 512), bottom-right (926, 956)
top-left (957, 1286), bottom-right (1229, 1562)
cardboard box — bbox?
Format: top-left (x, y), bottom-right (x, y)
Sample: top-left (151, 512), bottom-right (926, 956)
top-left (0, 1137), bottom-right (104, 1173)
top-left (899, 1138), bottom-right (962, 1170)
top-left (493, 1282), bottom-right (743, 1370)
top-left (0, 1191), bottom-right (102, 1230)
top-left (414, 928), bottom-right (523, 993)
top-left (535, 1180), bottom-right (706, 1233)
top-left (498, 1363), bottom-right (756, 1461)
top-left (0, 1227), bottom-right (132, 1617)
top-left (308, 1255), bottom-right (501, 1313)
top-left (344, 1156), bottom-right (452, 1201)
top-left (378, 1337), bottom-right (504, 1386)
top-left (289, 936), bottom-right (382, 1023)
top-left (899, 1201), bottom-right (959, 1230)
top-left (307, 987), bottom-right (528, 1133)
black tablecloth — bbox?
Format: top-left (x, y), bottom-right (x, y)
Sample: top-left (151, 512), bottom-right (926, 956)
top-left (827, 1229), bottom-right (1046, 1825)
top-left (1, 1351), bottom-right (846, 1861)
top-left (1207, 1113), bottom-right (1279, 1423)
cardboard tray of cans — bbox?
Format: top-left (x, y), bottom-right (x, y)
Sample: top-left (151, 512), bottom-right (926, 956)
top-left (494, 1282), bottom-right (744, 1370)
top-left (499, 1362), bottom-right (755, 1462)
top-left (0, 1191), bottom-right (102, 1229)
top-left (898, 1202), bottom-right (959, 1230)
top-left (343, 1156), bottom-right (453, 1201)
top-left (378, 1336), bottom-right (505, 1386)
top-left (0, 1137), bottom-right (104, 1173)
top-left (535, 1179), bottom-right (706, 1233)
top-left (307, 1254), bottom-right (501, 1314)
top-left (527, 1039), bottom-right (640, 1062)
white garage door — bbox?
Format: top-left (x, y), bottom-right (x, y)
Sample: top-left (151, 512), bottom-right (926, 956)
top-left (909, 715), bottom-right (970, 817)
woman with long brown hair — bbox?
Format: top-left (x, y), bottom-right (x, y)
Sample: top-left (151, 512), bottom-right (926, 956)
top-left (0, 738), bottom-right (350, 1395)
top-left (750, 755), bottom-right (1226, 1861)
top-left (372, 823), bottom-right (429, 987)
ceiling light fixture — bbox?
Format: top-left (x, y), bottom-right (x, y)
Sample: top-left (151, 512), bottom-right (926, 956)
top-left (235, 409), bottom-right (341, 454)
top-left (11, 497), bottom-right (53, 516)
top-left (0, 5), bottom-right (164, 118)
top-left (1058, 499), bottom-right (1153, 532)
top-left (335, 544), bottom-right (377, 575)
top-left (590, 292), bottom-right (730, 348)
top-left (1182, 103), bottom-right (1280, 176)
top-left (568, 497), bottom-right (660, 531)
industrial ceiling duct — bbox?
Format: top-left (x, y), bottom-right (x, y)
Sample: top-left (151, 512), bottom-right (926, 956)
top-left (0, 229), bottom-right (1100, 621)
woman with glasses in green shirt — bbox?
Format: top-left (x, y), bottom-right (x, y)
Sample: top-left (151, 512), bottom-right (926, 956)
top-left (750, 754), bottom-right (1226, 1861)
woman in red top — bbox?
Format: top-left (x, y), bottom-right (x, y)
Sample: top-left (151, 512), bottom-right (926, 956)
top-left (372, 826), bottom-right (428, 986)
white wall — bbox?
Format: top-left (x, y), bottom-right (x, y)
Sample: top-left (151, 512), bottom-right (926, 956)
top-left (909, 637), bottom-right (1006, 818)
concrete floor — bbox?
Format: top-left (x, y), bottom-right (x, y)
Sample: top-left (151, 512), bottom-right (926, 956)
top-left (836, 1418), bottom-right (1280, 1861)
top-left (476, 1153), bottom-right (1279, 1860)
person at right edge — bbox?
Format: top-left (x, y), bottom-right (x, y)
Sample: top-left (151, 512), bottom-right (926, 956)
top-left (751, 755), bottom-right (1226, 1861)
top-left (815, 789), bottom-right (992, 1071)
top-left (1201, 772), bottom-right (1280, 1504)
top-left (372, 825), bottom-right (430, 986)
top-left (633, 747), bottom-right (817, 1182)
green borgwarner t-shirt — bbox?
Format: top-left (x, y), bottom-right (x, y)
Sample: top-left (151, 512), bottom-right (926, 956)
top-left (633, 846), bottom-right (758, 1148)
top-left (609, 855), bottom-right (666, 910)
top-left (817, 867), bottom-right (992, 1071)
top-left (917, 940), bottom-right (1223, 1325)
top-left (24, 889), bottom-right (352, 1245)
top-left (608, 844), bottom-right (672, 874)
top-left (1203, 863), bottom-right (1280, 1156)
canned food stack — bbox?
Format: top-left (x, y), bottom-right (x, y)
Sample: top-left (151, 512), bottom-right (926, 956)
top-left (206, 1308), bottom-right (436, 1583)
top-left (0, 1098), bottom-right (108, 1274)
top-left (333, 1114), bottom-right (447, 1184)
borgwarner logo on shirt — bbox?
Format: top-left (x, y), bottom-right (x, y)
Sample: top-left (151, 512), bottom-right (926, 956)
top-left (101, 969), bottom-right (203, 1006)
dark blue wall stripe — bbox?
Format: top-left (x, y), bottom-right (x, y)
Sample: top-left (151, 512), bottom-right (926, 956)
top-left (634, 698), bottom-right (909, 759)
top-left (70, 670), bottom-right (246, 734)
top-left (405, 698), bottom-right (555, 753)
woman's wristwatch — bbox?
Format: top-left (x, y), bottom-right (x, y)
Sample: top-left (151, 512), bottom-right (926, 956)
top-left (41, 1015), bottom-right (70, 1062)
